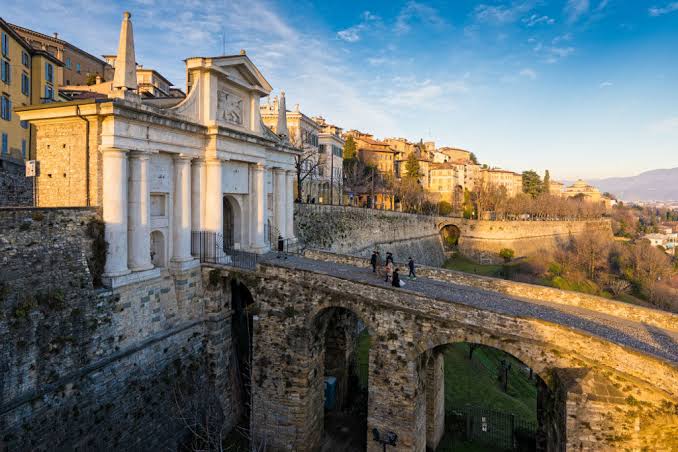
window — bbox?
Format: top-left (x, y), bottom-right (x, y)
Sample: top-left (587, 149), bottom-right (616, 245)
top-left (65, 57), bottom-right (71, 69)
top-left (21, 73), bottom-right (30, 96)
top-left (45, 63), bottom-right (53, 83)
top-left (20, 120), bottom-right (28, 129)
top-left (76, 63), bottom-right (81, 73)
top-left (22, 139), bottom-right (27, 159)
top-left (22, 51), bottom-right (30, 67)
top-left (1, 59), bottom-right (9, 84)
top-left (44, 85), bottom-right (53, 100)
top-left (1, 33), bottom-right (7, 57)
top-left (1, 133), bottom-right (7, 155)
top-left (0, 96), bottom-right (11, 121)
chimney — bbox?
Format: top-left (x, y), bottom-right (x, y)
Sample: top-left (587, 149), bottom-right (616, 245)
top-left (111, 11), bottom-right (139, 101)
top-left (53, 32), bottom-right (59, 39)
top-left (276, 91), bottom-right (289, 140)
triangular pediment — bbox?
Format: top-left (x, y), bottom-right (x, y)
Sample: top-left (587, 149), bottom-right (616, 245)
top-left (211, 55), bottom-right (273, 94)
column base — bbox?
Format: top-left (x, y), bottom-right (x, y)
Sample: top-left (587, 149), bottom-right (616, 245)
top-left (102, 267), bottom-right (161, 289)
top-left (102, 268), bottom-right (131, 278)
top-left (129, 263), bottom-right (154, 272)
top-left (170, 258), bottom-right (201, 272)
top-left (250, 244), bottom-right (270, 254)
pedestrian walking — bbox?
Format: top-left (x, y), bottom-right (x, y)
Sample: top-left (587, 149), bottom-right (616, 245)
top-left (385, 260), bottom-right (394, 283)
top-left (277, 234), bottom-right (286, 259)
top-left (386, 252), bottom-right (394, 266)
top-left (392, 268), bottom-right (403, 287)
top-left (408, 257), bottom-right (416, 280)
top-left (370, 251), bottom-right (378, 273)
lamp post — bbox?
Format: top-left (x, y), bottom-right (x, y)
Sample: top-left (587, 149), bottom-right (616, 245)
top-left (372, 428), bottom-right (397, 452)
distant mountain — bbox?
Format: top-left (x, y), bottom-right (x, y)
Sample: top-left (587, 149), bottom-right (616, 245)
top-left (570, 168), bottom-right (678, 202)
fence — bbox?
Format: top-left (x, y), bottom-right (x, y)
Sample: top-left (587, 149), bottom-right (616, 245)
top-left (443, 405), bottom-right (537, 451)
top-left (191, 231), bottom-right (258, 270)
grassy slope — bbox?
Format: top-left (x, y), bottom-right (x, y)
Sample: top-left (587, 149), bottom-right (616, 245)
top-left (443, 255), bottom-right (506, 277)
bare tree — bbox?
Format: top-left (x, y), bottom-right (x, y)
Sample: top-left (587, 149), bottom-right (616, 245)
top-left (290, 132), bottom-right (323, 203)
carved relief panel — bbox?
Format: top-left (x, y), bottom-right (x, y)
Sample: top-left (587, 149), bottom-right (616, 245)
top-left (216, 88), bottom-right (244, 126)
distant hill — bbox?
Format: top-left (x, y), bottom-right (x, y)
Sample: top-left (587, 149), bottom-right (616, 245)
top-left (565, 168), bottom-right (678, 202)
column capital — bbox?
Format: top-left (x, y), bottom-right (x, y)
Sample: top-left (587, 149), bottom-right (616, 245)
top-left (191, 158), bottom-right (206, 166)
top-left (272, 167), bottom-right (286, 175)
top-left (128, 150), bottom-right (151, 160)
top-left (101, 147), bottom-right (129, 157)
top-left (205, 158), bottom-right (222, 167)
top-left (173, 153), bottom-right (194, 162)
top-left (254, 162), bottom-right (266, 171)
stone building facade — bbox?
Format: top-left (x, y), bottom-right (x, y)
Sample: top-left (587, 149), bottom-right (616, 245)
top-left (17, 12), bottom-right (298, 288)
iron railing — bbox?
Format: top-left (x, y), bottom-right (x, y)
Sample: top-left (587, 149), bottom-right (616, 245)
top-left (191, 231), bottom-right (258, 270)
top-left (442, 405), bottom-right (537, 451)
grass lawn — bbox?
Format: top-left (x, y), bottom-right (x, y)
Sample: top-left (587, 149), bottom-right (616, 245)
top-left (443, 255), bottom-right (512, 278)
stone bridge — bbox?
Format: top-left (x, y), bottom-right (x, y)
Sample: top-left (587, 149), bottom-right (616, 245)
top-left (211, 251), bottom-right (678, 452)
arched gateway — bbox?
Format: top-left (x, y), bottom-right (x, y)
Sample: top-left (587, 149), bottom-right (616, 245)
top-left (218, 257), bottom-right (678, 452)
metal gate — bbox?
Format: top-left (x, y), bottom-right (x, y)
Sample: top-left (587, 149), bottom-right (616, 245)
top-left (444, 406), bottom-right (537, 451)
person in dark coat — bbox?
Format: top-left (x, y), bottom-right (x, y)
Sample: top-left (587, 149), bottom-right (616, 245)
top-left (392, 268), bottom-right (402, 287)
top-left (370, 251), bottom-right (378, 273)
top-left (386, 252), bottom-right (394, 266)
top-left (277, 234), bottom-right (286, 259)
top-left (408, 257), bottom-right (416, 280)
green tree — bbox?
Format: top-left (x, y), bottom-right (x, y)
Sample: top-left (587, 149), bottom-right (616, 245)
top-left (543, 170), bottom-right (551, 193)
top-left (343, 135), bottom-right (357, 160)
top-left (404, 152), bottom-right (421, 179)
top-left (522, 170), bottom-right (543, 198)
top-left (470, 152), bottom-right (479, 165)
top-left (499, 248), bottom-right (515, 263)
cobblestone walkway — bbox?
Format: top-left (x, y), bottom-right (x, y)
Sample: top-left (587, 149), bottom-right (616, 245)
top-left (261, 254), bottom-right (678, 365)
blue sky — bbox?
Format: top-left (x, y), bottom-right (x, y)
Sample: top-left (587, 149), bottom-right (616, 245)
top-left (4, 0), bottom-right (678, 180)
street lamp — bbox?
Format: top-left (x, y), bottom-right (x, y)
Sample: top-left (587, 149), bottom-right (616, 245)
top-left (372, 428), bottom-right (398, 452)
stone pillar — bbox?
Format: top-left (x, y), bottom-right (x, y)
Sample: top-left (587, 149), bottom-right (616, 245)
top-left (191, 159), bottom-right (205, 232)
top-left (102, 148), bottom-right (130, 278)
top-left (250, 163), bottom-right (267, 251)
top-left (273, 168), bottom-right (286, 238)
top-left (127, 151), bottom-right (153, 271)
top-left (172, 155), bottom-right (193, 263)
top-left (425, 351), bottom-right (445, 451)
top-left (204, 159), bottom-right (223, 234)
top-left (285, 170), bottom-right (295, 240)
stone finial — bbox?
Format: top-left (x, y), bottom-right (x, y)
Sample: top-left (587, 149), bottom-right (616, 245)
top-left (111, 11), bottom-right (139, 100)
top-left (294, 103), bottom-right (300, 112)
top-left (276, 91), bottom-right (289, 139)
top-left (240, 49), bottom-right (247, 55)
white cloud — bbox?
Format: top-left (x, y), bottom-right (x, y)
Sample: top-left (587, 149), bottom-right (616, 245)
top-left (649, 2), bottom-right (678, 16)
top-left (599, 81), bottom-right (613, 88)
top-left (474, 2), bottom-right (536, 24)
top-left (522, 14), bottom-right (555, 27)
top-left (395, 1), bottom-right (446, 34)
top-left (649, 117), bottom-right (678, 133)
top-left (336, 10), bottom-right (380, 43)
top-left (531, 39), bottom-right (576, 63)
top-left (384, 77), bottom-right (468, 108)
top-left (520, 68), bottom-right (537, 80)
top-left (564, 0), bottom-right (589, 23)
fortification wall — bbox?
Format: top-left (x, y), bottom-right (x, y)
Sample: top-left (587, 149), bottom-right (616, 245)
top-left (0, 208), bottom-right (237, 450)
top-left (456, 218), bottom-right (612, 263)
top-left (295, 204), bottom-right (612, 265)
top-left (0, 158), bottom-right (33, 207)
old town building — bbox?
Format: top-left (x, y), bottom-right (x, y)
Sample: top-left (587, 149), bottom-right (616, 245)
top-left (16, 12), bottom-right (297, 288)
top-left (314, 116), bottom-right (344, 204)
top-left (9, 23), bottom-right (113, 86)
top-left (481, 168), bottom-right (523, 197)
top-left (1, 17), bottom-right (63, 162)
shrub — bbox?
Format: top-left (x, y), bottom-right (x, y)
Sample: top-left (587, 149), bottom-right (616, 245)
top-left (499, 248), bottom-right (515, 263)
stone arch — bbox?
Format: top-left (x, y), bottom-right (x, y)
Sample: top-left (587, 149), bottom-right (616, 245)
top-left (222, 195), bottom-right (242, 249)
top-left (440, 223), bottom-right (461, 250)
top-left (150, 230), bottom-right (166, 267)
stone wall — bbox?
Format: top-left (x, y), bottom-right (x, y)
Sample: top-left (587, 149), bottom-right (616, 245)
top-left (0, 208), bottom-right (238, 450)
top-left (294, 204), bottom-right (613, 265)
top-left (0, 158), bottom-right (33, 207)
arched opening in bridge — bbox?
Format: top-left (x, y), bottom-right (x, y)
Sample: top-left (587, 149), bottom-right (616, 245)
top-left (440, 224), bottom-right (461, 251)
top-left (421, 343), bottom-right (556, 452)
top-left (311, 307), bottom-right (370, 452)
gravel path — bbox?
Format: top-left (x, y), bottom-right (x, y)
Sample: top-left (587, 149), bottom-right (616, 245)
top-left (262, 254), bottom-right (678, 365)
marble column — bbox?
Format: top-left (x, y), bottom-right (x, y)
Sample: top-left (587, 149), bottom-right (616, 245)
top-left (251, 163), bottom-right (267, 250)
top-left (102, 148), bottom-right (130, 277)
top-left (204, 159), bottom-right (223, 235)
top-left (273, 168), bottom-right (287, 238)
top-left (127, 151), bottom-right (153, 271)
top-left (285, 170), bottom-right (296, 240)
top-left (191, 159), bottom-right (205, 232)
top-left (172, 154), bottom-right (193, 262)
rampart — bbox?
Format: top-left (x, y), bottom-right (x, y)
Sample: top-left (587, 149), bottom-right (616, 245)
top-left (294, 204), bottom-right (612, 264)
top-left (0, 208), bottom-right (237, 450)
